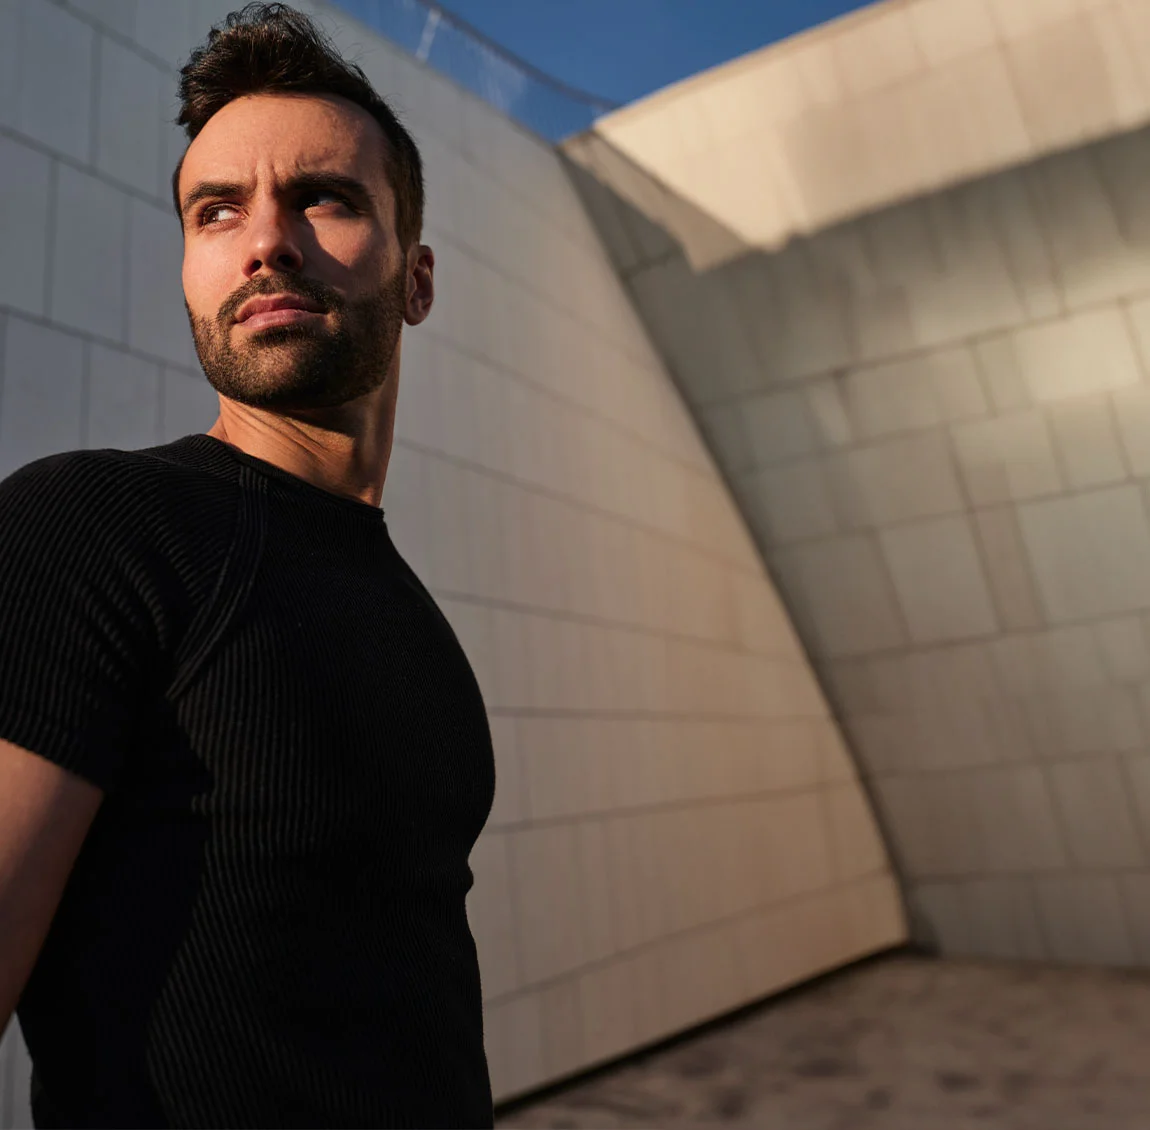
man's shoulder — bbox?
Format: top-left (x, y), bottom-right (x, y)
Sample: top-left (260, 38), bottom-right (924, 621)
top-left (0, 438), bottom-right (239, 556)
top-left (3, 435), bottom-right (235, 495)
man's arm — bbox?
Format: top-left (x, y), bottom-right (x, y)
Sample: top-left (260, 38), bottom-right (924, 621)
top-left (0, 737), bottom-right (103, 1033)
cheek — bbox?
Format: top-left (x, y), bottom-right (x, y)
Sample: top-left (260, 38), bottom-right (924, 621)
top-left (314, 225), bottom-right (391, 285)
top-left (182, 246), bottom-right (232, 319)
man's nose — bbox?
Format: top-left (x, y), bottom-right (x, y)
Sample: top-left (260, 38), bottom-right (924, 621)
top-left (242, 204), bottom-right (304, 278)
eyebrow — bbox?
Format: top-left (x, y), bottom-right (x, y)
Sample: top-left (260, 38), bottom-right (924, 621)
top-left (180, 172), bottom-right (375, 223)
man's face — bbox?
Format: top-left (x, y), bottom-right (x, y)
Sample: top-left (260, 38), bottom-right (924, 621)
top-left (178, 92), bottom-right (408, 411)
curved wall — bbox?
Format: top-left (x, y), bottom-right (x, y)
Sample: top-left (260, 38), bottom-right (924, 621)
top-left (0, 0), bottom-right (904, 1122)
top-left (570, 87), bottom-right (1150, 968)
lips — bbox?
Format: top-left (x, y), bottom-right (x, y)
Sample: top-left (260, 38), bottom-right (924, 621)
top-left (235, 294), bottom-right (324, 324)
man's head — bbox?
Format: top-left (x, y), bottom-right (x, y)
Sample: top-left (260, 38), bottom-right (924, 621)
top-left (173, 3), bottom-right (432, 412)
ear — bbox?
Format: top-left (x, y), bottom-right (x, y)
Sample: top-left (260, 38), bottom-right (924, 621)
top-left (405, 244), bottom-right (435, 326)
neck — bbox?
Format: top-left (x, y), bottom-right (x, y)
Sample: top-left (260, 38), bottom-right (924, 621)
top-left (206, 377), bottom-right (399, 508)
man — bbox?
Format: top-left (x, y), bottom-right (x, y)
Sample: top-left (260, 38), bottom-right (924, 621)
top-left (0, 4), bottom-right (495, 1126)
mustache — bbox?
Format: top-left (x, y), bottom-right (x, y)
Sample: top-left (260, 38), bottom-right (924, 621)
top-left (217, 274), bottom-right (344, 326)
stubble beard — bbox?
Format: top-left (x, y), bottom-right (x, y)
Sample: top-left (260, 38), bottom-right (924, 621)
top-left (188, 267), bottom-right (408, 412)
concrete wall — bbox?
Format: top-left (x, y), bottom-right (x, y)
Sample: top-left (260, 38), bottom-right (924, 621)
top-left (574, 0), bottom-right (1150, 267)
top-left (0, 0), bottom-right (904, 1122)
top-left (577, 105), bottom-right (1150, 969)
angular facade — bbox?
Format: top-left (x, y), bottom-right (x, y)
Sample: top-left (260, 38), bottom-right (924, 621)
top-left (568, 0), bottom-right (1150, 975)
top-left (571, 0), bottom-right (1150, 264)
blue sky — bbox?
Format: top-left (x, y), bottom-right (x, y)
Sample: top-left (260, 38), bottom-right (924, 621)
top-left (437, 0), bottom-right (878, 106)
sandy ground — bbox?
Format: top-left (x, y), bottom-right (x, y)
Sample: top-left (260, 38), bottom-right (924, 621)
top-left (495, 952), bottom-right (1150, 1129)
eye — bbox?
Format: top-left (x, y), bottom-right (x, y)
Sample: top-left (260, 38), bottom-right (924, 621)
top-left (301, 189), bottom-right (352, 211)
top-left (200, 202), bottom-right (240, 226)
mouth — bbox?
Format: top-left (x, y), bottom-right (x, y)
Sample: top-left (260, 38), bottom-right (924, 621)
top-left (234, 294), bottom-right (325, 331)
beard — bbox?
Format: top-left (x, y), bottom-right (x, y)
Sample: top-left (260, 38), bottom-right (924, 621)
top-left (187, 267), bottom-right (407, 411)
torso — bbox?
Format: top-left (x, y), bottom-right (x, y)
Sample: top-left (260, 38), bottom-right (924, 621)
top-left (17, 436), bottom-right (495, 1129)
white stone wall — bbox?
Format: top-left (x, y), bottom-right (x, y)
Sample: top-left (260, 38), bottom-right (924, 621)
top-left (587, 112), bottom-right (1150, 969)
top-left (575, 0), bottom-right (1150, 267)
top-left (0, 0), bottom-right (903, 1121)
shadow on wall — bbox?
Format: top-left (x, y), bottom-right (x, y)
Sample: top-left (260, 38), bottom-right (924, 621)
top-left (563, 131), bottom-right (754, 273)
top-left (563, 121), bottom-right (1150, 971)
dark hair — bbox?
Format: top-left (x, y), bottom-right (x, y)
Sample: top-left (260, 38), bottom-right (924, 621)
top-left (171, 2), bottom-right (424, 247)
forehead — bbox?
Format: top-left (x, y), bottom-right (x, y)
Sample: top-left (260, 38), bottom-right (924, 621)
top-left (179, 92), bottom-right (390, 196)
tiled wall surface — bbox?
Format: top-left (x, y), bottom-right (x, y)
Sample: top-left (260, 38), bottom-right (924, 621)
top-left (572, 0), bottom-right (1150, 267)
top-left (0, 0), bottom-right (905, 1121)
top-left (582, 106), bottom-right (1150, 969)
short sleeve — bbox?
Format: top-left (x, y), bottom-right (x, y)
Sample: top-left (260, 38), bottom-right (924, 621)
top-left (0, 452), bottom-right (165, 791)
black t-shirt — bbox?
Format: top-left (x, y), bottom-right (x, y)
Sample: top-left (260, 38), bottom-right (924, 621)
top-left (0, 435), bottom-right (495, 1129)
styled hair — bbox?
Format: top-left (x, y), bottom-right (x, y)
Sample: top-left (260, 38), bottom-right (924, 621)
top-left (171, 2), bottom-right (424, 247)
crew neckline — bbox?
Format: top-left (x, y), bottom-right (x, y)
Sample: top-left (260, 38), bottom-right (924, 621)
top-left (189, 434), bottom-right (386, 521)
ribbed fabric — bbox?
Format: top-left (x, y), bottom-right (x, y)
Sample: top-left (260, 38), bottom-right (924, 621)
top-left (0, 435), bottom-right (495, 1129)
